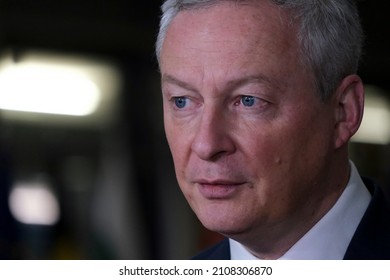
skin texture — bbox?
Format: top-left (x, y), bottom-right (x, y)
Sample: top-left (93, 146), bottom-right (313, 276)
top-left (160, 1), bottom-right (364, 259)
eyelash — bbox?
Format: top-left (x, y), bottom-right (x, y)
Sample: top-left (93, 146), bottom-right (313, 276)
top-left (170, 95), bottom-right (270, 112)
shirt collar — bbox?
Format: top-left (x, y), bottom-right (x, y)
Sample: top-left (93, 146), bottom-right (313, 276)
top-left (230, 161), bottom-right (371, 260)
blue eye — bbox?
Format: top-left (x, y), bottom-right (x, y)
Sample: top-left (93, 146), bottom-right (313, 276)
top-left (174, 97), bottom-right (188, 108)
top-left (241, 96), bottom-right (255, 107)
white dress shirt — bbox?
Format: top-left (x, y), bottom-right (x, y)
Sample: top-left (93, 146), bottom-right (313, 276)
top-left (230, 161), bottom-right (371, 260)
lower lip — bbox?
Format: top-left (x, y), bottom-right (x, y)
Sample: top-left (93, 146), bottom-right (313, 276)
top-left (197, 183), bottom-right (243, 199)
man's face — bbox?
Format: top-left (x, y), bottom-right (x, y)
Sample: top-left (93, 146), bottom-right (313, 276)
top-left (160, 2), bottom-right (338, 241)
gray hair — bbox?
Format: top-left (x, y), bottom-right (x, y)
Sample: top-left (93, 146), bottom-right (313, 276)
top-left (156, 0), bottom-right (364, 100)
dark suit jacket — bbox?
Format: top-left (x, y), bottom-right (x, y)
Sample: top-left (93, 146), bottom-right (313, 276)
top-left (192, 179), bottom-right (390, 260)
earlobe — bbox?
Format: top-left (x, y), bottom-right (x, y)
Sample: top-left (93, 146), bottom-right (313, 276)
top-left (334, 75), bottom-right (365, 149)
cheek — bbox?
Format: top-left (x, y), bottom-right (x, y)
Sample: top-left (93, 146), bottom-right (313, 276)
top-left (238, 134), bottom-right (287, 197)
top-left (249, 116), bottom-right (334, 198)
top-left (164, 123), bottom-right (190, 179)
top-left (164, 112), bottom-right (181, 151)
top-left (243, 117), bottom-right (322, 181)
top-left (241, 128), bottom-right (285, 168)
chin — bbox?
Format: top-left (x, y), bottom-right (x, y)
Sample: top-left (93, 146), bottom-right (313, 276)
top-left (195, 207), bottom-right (251, 237)
top-left (202, 223), bottom-right (248, 239)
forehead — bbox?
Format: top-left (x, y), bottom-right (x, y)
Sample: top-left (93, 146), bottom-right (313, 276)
top-left (160, 1), bottom-right (300, 80)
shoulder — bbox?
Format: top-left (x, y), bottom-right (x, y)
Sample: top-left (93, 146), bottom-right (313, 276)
top-left (191, 238), bottom-right (231, 260)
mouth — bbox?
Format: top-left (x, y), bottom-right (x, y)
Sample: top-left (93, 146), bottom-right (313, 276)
top-left (196, 180), bottom-right (245, 199)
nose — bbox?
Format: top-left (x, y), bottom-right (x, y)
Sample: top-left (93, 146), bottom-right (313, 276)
top-left (191, 106), bottom-right (236, 161)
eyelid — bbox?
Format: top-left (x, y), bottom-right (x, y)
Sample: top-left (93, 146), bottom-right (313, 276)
top-left (232, 95), bottom-right (272, 114)
top-left (235, 94), bottom-right (269, 104)
top-left (169, 95), bottom-right (192, 103)
top-left (169, 95), bottom-right (186, 103)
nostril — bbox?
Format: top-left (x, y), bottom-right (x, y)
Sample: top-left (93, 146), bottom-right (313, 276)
top-left (191, 129), bottom-right (236, 161)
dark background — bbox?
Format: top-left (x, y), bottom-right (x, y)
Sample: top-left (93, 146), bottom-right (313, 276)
top-left (0, 0), bottom-right (389, 259)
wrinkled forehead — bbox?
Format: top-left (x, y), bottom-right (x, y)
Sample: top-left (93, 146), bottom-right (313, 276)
top-left (169, 0), bottom-right (294, 34)
top-left (159, 0), bottom-right (309, 95)
top-left (160, 1), bottom-right (299, 68)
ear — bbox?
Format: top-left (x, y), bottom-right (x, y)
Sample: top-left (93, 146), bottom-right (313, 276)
top-left (334, 74), bottom-right (365, 149)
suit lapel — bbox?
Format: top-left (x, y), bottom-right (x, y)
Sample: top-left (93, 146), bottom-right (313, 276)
top-left (192, 238), bottom-right (230, 260)
top-left (344, 178), bottom-right (390, 259)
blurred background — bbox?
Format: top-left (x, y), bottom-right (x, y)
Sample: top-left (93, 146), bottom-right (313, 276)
top-left (0, 0), bottom-right (389, 260)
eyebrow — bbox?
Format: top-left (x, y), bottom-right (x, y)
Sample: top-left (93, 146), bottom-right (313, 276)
top-left (161, 73), bottom-right (285, 93)
top-left (227, 75), bottom-right (283, 91)
top-left (161, 74), bottom-right (198, 92)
